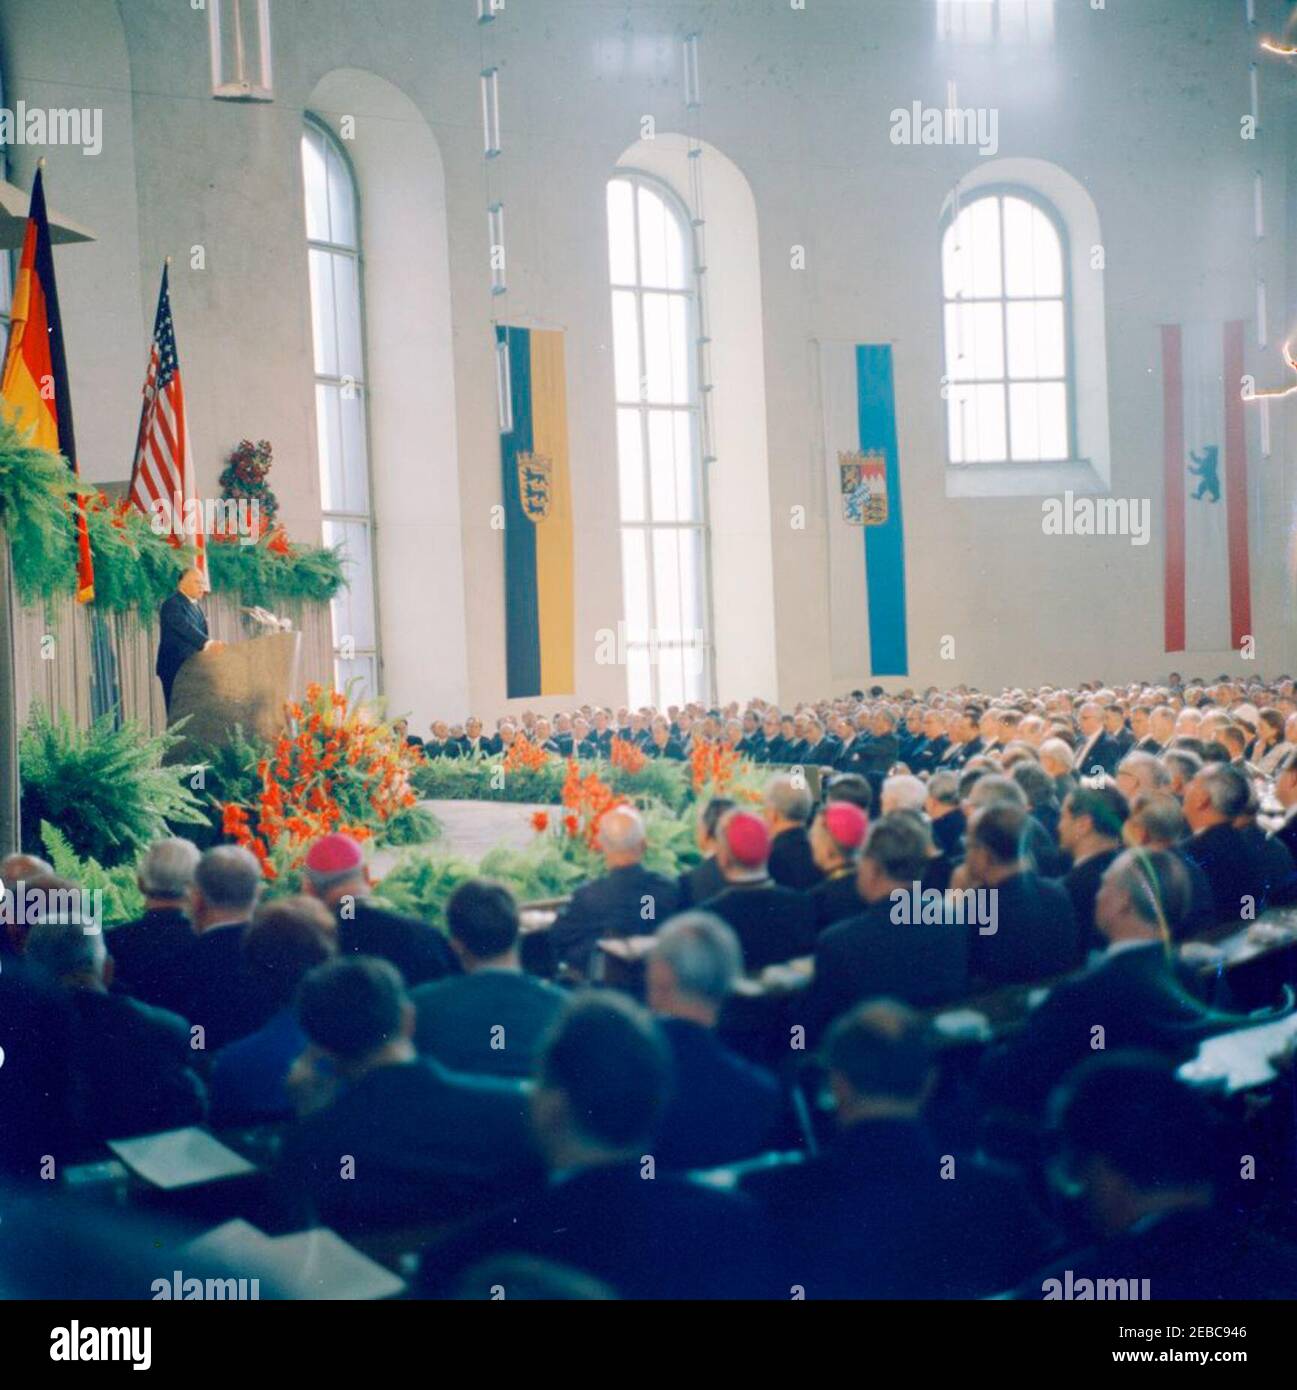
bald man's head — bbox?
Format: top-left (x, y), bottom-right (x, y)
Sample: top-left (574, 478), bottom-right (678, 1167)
top-left (599, 806), bottom-right (646, 868)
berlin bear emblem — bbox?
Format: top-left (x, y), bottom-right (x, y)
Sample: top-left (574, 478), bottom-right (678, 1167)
top-left (1188, 446), bottom-right (1221, 504)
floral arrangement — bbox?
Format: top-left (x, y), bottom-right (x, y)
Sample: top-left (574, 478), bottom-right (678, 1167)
top-left (558, 759), bottom-right (627, 850)
top-left (503, 734), bottom-right (550, 773)
top-left (218, 683), bottom-right (431, 879)
top-left (215, 438), bottom-right (278, 539)
top-left (608, 734), bottom-right (647, 774)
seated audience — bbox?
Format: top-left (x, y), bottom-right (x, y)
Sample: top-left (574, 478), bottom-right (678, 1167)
top-left (744, 1001), bottom-right (1054, 1298)
top-left (808, 800), bottom-right (868, 929)
top-left (25, 917), bottom-right (206, 1147)
top-left (700, 811), bottom-right (816, 972)
top-left (763, 775), bottom-right (823, 891)
top-left (1022, 1054), bottom-right (1297, 1298)
top-left (105, 837), bottom-right (200, 1018)
top-left (411, 881), bottom-right (565, 1078)
top-left (304, 832), bottom-right (457, 986)
top-left (980, 850), bottom-right (1211, 1115)
top-left (276, 957), bottom-right (538, 1232)
top-left (646, 913), bottom-right (783, 1170)
top-left (962, 805), bottom-right (1081, 985)
top-left (208, 896), bottom-right (336, 1126)
top-left (175, 845), bottom-right (269, 1052)
top-left (420, 993), bottom-right (774, 1298)
top-left (804, 814), bottom-right (970, 1036)
top-left (549, 807), bottom-right (680, 976)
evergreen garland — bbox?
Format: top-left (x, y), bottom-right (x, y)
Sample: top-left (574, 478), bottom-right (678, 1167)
top-left (0, 416), bottom-right (345, 612)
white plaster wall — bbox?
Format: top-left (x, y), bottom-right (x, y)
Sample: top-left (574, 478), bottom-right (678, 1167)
top-left (0, 0), bottom-right (1291, 719)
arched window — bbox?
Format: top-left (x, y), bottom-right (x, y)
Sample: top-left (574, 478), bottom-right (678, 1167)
top-left (302, 116), bottom-right (379, 699)
top-left (941, 189), bottom-right (1073, 466)
top-left (605, 172), bottom-right (711, 709)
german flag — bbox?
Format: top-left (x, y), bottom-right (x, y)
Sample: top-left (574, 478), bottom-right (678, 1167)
top-left (1, 167), bottom-right (93, 601)
top-left (498, 325), bottom-right (574, 698)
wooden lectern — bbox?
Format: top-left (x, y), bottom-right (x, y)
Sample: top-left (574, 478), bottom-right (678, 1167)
top-left (166, 631), bottom-right (301, 761)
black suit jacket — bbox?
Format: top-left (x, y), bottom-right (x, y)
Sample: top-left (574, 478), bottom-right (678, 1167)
top-left (1061, 847), bottom-right (1122, 955)
top-left (419, 1162), bottom-right (776, 1299)
top-left (106, 906), bottom-right (199, 1019)
top-left (175, 919), bottom-right (276, 1053)
top-left (701, 879), bottom-right (817, 972)
top-left (275, 1058), bottom-right (538, 1233)
top-left (1074, 729), bottom-right (1123, 778)
top-left (549, 863), bottom-right (681, 973)
top-left (971, 870), bottom-right (1081, 987)
top-left (653, 1017), bottom-right (783, 1171)
top-left (338, 897), bottom-right (459, 988)
top-left (979, 942), bottom-right (1209, 1115)
top-left (411, 969), bottom-right (566, 1079)
top-left (156, 590), bottom-right (208, 704)
top-left (743, 1118), bottom-right (1055, 1299)
top-left (809, 869), bottom-right (864, 931)
top-left (768, 826), bottom-right (823, 892)
top-left (68, 989), bottom-right (207, 1147)
top-left (805, 897), bottom-right (971, 1037)
top-left (1181, 822), bottom-right (1296, 923)
top-left (677, 854), bottom-right (727, 910)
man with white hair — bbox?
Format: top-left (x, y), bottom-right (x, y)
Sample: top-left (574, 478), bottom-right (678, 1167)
top-left (549, 806), bottom-right (681, 976)
top-left (106, 837), bottom-right (201, 1017)
top-left (880, 774), bottom-right (926, 817)
top-left (156, 566), bottom-right (223, 710)
top-left (1114, 750), bottom-right (1170, 805)
top-left (647, 912), bottom-right (782, 1170)
top-left (1039, 737), bottom-right (1076, 799)
top-left (26, 916), bottom-right (206, 1144)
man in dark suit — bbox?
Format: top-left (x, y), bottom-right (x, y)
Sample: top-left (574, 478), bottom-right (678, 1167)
top-left (456, 716), bottom-right (492, 759)
top-left (944, 707), bottom-right (984, 769)
top-left (803, 814), bottom-right (970, 1038)
top-left (174, 844), bottom-right (269, 1051)
top-left (1123, 793), bottom-right (1218, 937)
top-left (303, 833), bottom-right (458, 987)
top-left (764, 774), bottom-right (823, 891)
top-left (979, 849), bottom-right (1210, 1116)
top-left (645, 717), bottom-right (685, 760)
top-left (677, 796), bottom-right (734, 909)
top-left (1058, 784), bottom-right (1129, 953)
top-left (1020, 1055), bottom-right (1297, 1299)
top-left (909, 709), bottom-right (951, 774)
top-left (156, 567), bottom-right (221, 710)
top-left (757, 710), bottom-right (787, 764)
top-left (699, 811), bottom-right (817, 972)
top-left (548, 807), bottom-right (680, 976)
top-left (276, 957), bottom-right (538, 1233)
top-left (746, 1001), bottom-right (1054, 1299)
top-left (26, 918), bottom-right (207, 1149)
top-left (963, 804), bottom-right (1082, 985)
top-left (411, 881), bottom-right (564, 1079)
top-left (801, 717), bottom-right (841, 768)
top-left (924, 770), bottom-right (965, 856)
top-left (419, 994), bottom-right (775, 1298)
top-left (646, 914), bottom-right (783, 1170)
top-left (1073, 701), bottom-right (1124, 779)
top-left (106, 837), bottom-right (200, 1018)
top-left (1182, 763), bottom-right (1295, 922)
top-left (1104, 703), bottom-right (1134, 757)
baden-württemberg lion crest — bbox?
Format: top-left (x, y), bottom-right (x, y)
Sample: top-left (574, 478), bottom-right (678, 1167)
top-left (839, 449), bottom-right (888, 526)
top-left (518, 451), bottom-right (552, 522)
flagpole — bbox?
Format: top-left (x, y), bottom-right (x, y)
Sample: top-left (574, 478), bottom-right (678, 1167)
top-left (0, 521), bottom-right (18, 855)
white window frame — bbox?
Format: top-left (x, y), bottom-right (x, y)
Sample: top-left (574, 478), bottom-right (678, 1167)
top-left (940, 186), bottom-right (1077, 469)
top-left (210, 0), bottom-right (273, 102)
top-left (936, 0), bottom-right (1055, 44)
top-left (607, 170), bottom-right (714, 710)
top-left (303, 116), bottom-right (381, 700)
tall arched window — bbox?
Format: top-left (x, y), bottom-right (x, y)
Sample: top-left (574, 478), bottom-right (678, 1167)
top-left (941, 190), bottom-right (1073, 466)
top-left (302, 117), bottom-right (379, 700)
top-left (605, 172), bottom-right (710, 709)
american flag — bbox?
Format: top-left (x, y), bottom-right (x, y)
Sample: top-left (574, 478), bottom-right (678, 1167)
top-left (128, 265), bottom-right (205, 578)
